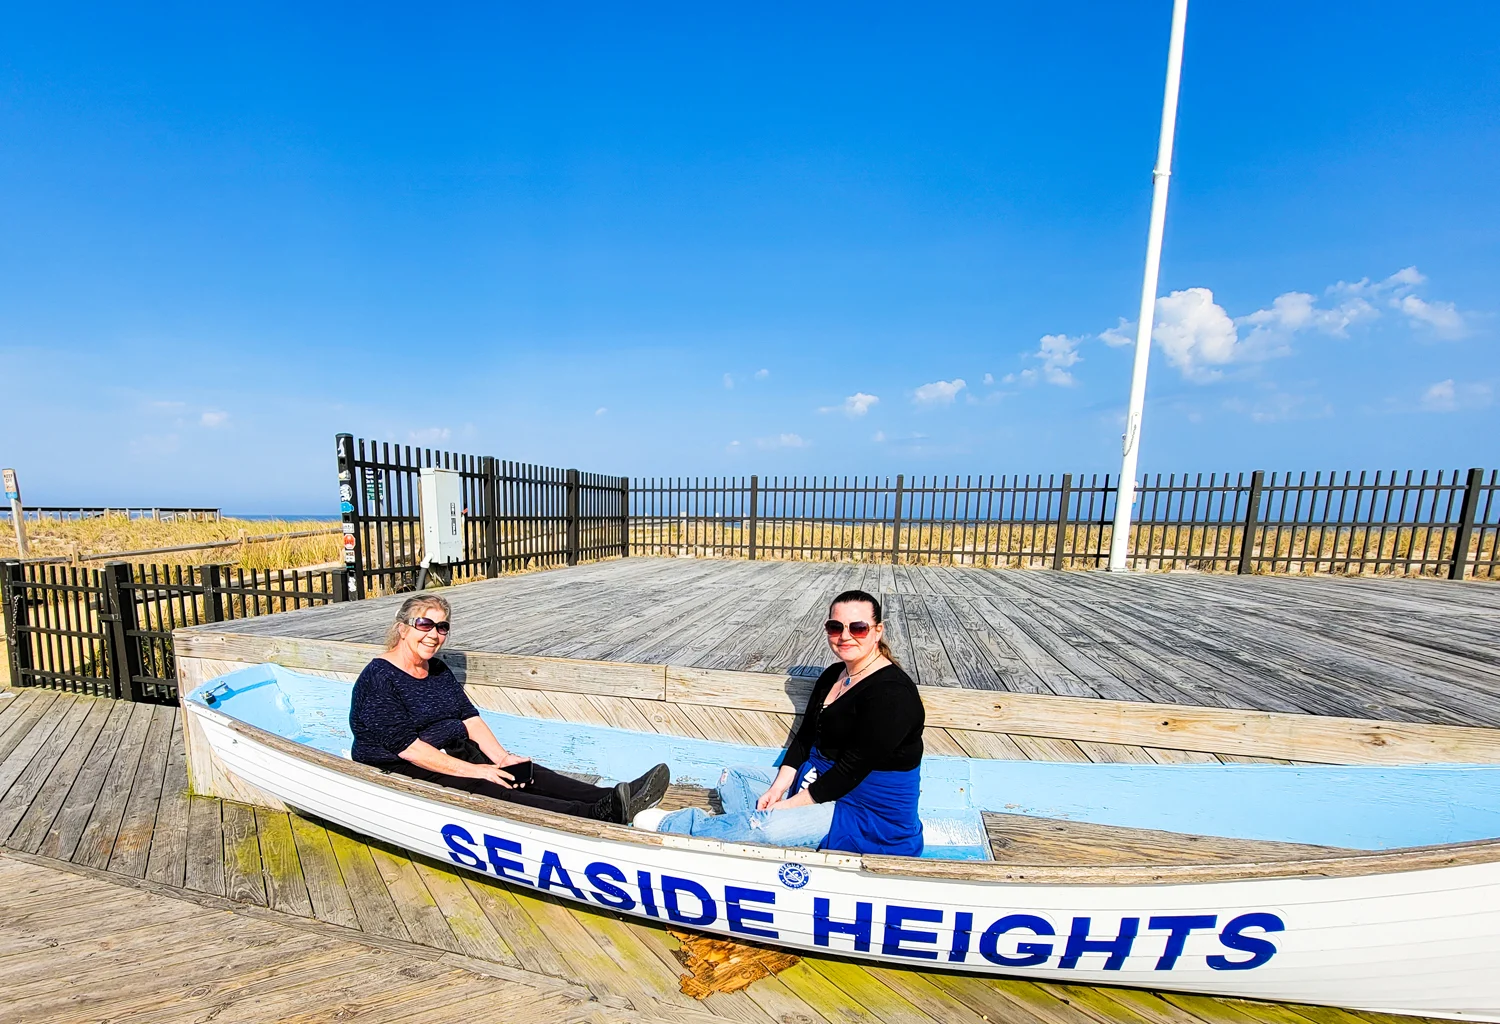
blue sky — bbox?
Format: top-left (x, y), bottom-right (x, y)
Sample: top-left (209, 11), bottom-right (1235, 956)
top-left (2, 2), bottom-right (1496, 512)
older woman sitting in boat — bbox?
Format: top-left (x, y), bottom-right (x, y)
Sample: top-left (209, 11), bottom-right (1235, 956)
top-left (350, 594), bottom-right (669, 824)
top-left (635, 589), bottom-right (925, 856)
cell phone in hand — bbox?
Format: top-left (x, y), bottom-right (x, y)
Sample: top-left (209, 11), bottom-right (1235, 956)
top-left (505, 760), bottom-right (534, 788)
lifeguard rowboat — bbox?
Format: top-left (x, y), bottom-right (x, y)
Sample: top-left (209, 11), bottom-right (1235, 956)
top-left (184, 663), bottom-right (1500, 1021)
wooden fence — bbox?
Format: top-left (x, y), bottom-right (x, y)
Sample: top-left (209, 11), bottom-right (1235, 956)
top-left (336, 435), bottom-right (627, 598)
top-left (0, 561), bottom-right (346, 702)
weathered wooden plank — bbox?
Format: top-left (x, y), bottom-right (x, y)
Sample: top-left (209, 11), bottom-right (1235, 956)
top-left (69, 701), bottom-right (155, 868)
top-left (461, 874), bottom-right (574, 978)
top-left (144, 710), bottom-right (191, 886)
top-left (287, 812), bottom-right (360, 929)
top-left (106, 704), bottom-right (176, 878)
top-left (183, 795), bottom-right (225, 896)
top-left (0, 694), bottom-right (77, 804)
top-left (0, 695), bottom-right (98, 843)
top-left (365, 842), bottom-right (462, 951)
top-left (254, 807), bottom-right (314, 917)
top-left (407, 857), bottom-right (521, 966)
top-left (6, 699), bottom-right (122, 853)
top-left (324, 824), bottom-right (410, 939)
top-left (221, 799), bottom-right (267, 906)
top-left (982, 812), bottom-right (1355, 866)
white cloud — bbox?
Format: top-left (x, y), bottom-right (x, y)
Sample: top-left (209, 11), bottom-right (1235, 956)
top-left (1153, 288), bottom-right (1240, 382)
top-left (1396, 295), bottom-right (1466, 338)
top-left (754, 368), bottom-right (770, 380)
top-left (820, 392), bottom-right (879, 417)
top-left (913, 379), bottom-right (966, 405)
top-left (1419, 378), bottom-right (1492, 412)
top-left (199, 410), bottom-right (229, 428)
top-left (982, 373), bottom-right (994, 386)
top-left (756, 433), bottom-right (809, 449)
top-left (594, 407), bottom-right (608, 416)
top-left (1099, 318), bottom-right (1136, 348)
top-left (722, 373), bottom-right (734, 389)
top-left (408, 427), bottom-right (452, 444)
top-left (872, 430), bottom-right (885, 442)
top-left (1034, 334), bottom-right (1083, 386)
top-left (1222, 387), bottom-right (1333, 423)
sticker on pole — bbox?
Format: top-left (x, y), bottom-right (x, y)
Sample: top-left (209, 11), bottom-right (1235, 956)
top-left (2, 468), bottom-right (18, 502)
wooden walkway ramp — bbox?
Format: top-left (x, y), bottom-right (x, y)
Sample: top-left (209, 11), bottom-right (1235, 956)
top-left (0, 686), bottom-right (1448, 1024)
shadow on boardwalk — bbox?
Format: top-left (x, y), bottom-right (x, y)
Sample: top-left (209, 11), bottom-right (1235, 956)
top-left (0, 688), bottom-right (1443, 1024)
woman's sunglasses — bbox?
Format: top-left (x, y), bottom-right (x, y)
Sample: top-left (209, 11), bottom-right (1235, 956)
top-left (824, 619), bottom-right (874, 638)
top-left (406, 616), bottom-right (451, 635)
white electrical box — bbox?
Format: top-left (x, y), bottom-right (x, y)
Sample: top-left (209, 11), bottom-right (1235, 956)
top-left (419, 468), bottom-right (465, 564)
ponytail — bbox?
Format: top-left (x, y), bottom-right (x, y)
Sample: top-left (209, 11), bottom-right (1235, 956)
top-left (877, 637), bottom-right (899, 666)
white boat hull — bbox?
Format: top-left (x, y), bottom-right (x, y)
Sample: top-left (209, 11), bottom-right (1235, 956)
top-left (189, 704), bottom-right (1500, 1020)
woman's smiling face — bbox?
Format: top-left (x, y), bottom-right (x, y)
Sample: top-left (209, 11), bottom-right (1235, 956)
top-left (399, 602), bottom-right (450, 662)
top-left (825, 598), bottom-right (883, 666)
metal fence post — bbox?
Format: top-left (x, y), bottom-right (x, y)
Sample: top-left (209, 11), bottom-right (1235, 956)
top-left (1, 560), bottom-right (29, 688)
top-left (101, 562), bottom-right (144, 702)
top-left (890, 474), bottom-right (905, 565)
top-left (565, 469), bottom-right (580, 566)
top-left (336, 433), bottom-right (365, 599)
top-left (1237, 470), bottom-right (1265, 575)
top-left (481, 456), bottom-right (501, 578)
top-left (1450, 466), bottom-right (1486, 581)
top-left (1051, 473), bottom-right (1074, 570)
top-left (201, 564), bottom-right (225, 623)
top-left (748, 475), bottom-right (759, 561)
top-left (619, 477), bottom-right (631, 558)
top-left (330, 568), bottom-right (349, 602)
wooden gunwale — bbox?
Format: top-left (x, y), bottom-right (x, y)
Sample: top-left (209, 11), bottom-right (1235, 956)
top-left (187, 698), bottom-right (1500, 887)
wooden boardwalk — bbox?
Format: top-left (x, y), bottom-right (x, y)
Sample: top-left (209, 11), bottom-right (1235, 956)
top-left (0, 686), bottom-right (1450, 1023)
top-left (222, 558), bottom-right (1500, 726)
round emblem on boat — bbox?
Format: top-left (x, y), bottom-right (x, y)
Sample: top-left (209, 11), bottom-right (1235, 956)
top-left (778, 863), bottom-right (810, 889)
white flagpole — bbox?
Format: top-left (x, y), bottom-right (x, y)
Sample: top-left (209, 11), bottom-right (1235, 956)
top-left (1107, 0), bottom-right (1190, 572)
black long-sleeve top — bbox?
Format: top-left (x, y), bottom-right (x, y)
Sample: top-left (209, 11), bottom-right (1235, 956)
top-left (781, 662), bottom-right (925, 803)
top-left (349, 657), bottom-right (480, 767)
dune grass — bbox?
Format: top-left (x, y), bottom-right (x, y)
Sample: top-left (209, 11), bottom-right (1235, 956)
top-left (0, 514), bottom-right (341, 569)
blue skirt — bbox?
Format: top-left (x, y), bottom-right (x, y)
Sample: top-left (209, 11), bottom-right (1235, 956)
top-left (796, 747), bottom-right (924, 857)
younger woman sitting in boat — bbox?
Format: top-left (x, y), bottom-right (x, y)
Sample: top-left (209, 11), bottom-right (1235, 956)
top-left (635, 589), bottom-right (925, 856)
top-left (350, 594), bottom-right (669, 824)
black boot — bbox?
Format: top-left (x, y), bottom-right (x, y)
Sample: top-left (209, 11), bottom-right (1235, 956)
top-left (624, 763), bottom-right (671, 820)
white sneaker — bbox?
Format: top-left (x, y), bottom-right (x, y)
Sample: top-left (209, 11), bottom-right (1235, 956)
top-left (632, 807), bottom-right (669, 832)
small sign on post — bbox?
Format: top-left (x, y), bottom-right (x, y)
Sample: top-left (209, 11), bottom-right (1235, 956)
top-left (3, 469), bottom-right (27, 559)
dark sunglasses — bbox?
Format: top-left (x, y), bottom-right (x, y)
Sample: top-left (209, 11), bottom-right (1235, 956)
top-left (824, 619), bottom-right (874, 638)
top-left (406, 616), bottom-right (451, 635)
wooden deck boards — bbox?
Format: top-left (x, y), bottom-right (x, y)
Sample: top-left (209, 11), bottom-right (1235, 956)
top-left (0, 688), bottom-right (1450, 1024)
top-left (208, 558), bottom-right (1500, 726)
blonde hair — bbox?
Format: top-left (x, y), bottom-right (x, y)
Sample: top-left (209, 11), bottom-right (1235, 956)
top-left (385, 594), bottom-right (453, 649)
top-left (829, 589), bottom-right (900, 667)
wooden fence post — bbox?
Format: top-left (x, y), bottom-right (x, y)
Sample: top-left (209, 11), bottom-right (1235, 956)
top-left (102, 562), bottom-right (144, 702)
top-left (482, 456), bottom-right (501, 578)
top-left (1450, 466), bottom-right (1486, 581)
top-left (619, 477), bottom-right (631, 559)
top-left (565, 469), bottom-right (580, 566)
top-left (1052, 473), bottom-right (1073, 570)
top-left (748, 475), bottom-right (759, 561)
top-left (890, 474), bottom-right (905, 565)
top-left (336, 433), bottom-right (365, 599)
top-left (1, 560), bottom-right (30, 688)
top-left (201, 564), bottom-right (225, 623)
top-left (1237, 470), bottom-right (1265, 575)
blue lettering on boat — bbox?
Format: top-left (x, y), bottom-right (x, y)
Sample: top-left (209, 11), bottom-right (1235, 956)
top-left (437, 824), bottom-right (1286, 972)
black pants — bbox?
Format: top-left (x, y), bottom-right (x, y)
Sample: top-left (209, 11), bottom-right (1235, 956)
top-left (386, 739), bottom-right (615, 819)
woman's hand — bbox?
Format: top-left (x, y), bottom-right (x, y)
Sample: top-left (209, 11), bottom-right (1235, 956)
top-left (756, 765), bottom-right (800, 811)
top-left (496, 751), bottom-right (529, 768)
top-left (767, 789), bottom-right (816, 811)
top-left (464, 761), bottom-right (516, 788)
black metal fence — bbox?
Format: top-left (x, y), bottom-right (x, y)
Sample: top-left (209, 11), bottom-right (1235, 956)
top-left (1, 561), bottom-right (346, 702)
top-left (627, 468), bottom-right (1500, 580)
top-left (336, 435), bottom-right (627, 598)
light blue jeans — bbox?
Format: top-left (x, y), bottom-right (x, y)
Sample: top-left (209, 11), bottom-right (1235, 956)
top-left (655, 765), bottom-right (834, 848)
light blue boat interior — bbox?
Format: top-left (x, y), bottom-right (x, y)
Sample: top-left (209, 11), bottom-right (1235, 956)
top-left (189, 663), bottom-right (1500, 859)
